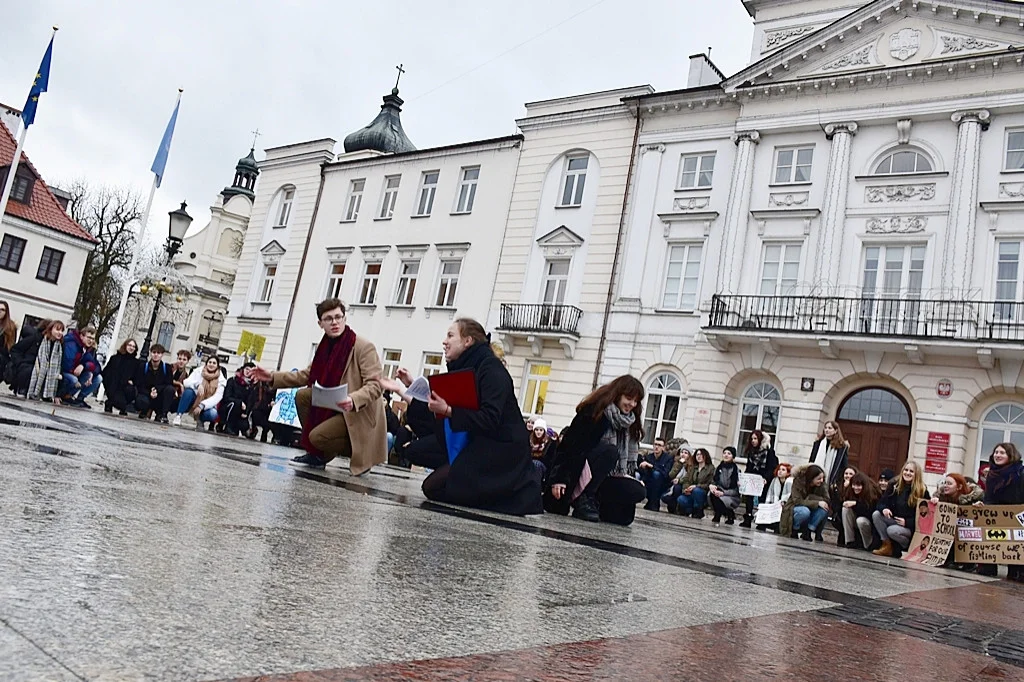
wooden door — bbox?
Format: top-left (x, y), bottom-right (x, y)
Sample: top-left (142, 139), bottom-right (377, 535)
top-left (838, 420), bottom-right (910, 479)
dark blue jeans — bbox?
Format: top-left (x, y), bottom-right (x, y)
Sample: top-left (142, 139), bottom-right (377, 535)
top-left (792, 505), bottom-right (828, 532)
top-left (639, 469), bottom-right (669, 510)
top-left (677, 487), bottom-right (707, 516)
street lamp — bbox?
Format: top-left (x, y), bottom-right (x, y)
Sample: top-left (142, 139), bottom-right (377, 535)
top-left (140, 201), bottom-right (193, 357)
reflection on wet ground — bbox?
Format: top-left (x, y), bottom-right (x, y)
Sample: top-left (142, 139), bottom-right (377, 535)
top-left (0, 397), bottom-right (1020, 681)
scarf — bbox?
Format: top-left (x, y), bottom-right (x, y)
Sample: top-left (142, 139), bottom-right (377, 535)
top-left (817, 438), bottom-right (838, 482)
top-left (30, 338), bottom-right (63, 399)
top-left (601, 403), bottom-right (638, 477)
top-left (187, 366), bottom-right (221, 414)
top-left (747, 446), bottom-right (767, 473)
top-left (714, 462), bottom-right (738, 491)
top-left (301, 327), bottom-right (357, 455)
top-left (986, 460), bottom-right (1024, 501)
top-left (530, 432), bottom-right (549, 459)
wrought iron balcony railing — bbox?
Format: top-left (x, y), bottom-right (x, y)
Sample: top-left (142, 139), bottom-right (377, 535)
top-left (707, 294), bottom-right (1024, 343)
top-left (499, 303), bottom-right (583, 337)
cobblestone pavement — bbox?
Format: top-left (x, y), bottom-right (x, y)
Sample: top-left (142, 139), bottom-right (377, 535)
top-left (0, 397), bottom-right (1019, 681)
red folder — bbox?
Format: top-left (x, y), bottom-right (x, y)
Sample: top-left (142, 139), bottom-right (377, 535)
top-left (428, 369), bottom-right (479, 415)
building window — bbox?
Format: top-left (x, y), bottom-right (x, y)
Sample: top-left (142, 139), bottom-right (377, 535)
top-left (326, 262), bottom-right (346, 299)
top-left (996, 241), bottom-right (1023, 321)
top-left (200, 310), bottom-right (224, 345)
top-left (738, 382), bottom-right (781, 453)
top-left (1006, 130), bottom-right (1024, 170)
top-left (521, 361), bottom-right (551, 416)
top-left (359, 262), bottom-right (382, 305)
top-left (861, 244), bottom-right (926, 335)
top-left (274, 188), bottom-right (294, 228)
top-left (773, 147), bottom-right (813, 184)
top-left (10, 175), bottom-right (32, 204)
top-left (415, 171), bottom-right (439, 217)
top-left (0, 234), bottom-right (27, 272)
top-left (543, 259), bottom-right (570, 306)
top-left (759, 243), bottom-right (802, 295)
top-left (422, 351), bottom-right (444, 377)
top-left (678, 153), bottom-right (715, 189)
top-left (838, 388), bottom-right (911, 425)
top-left (661, 243), bottom-right (702, 311)
top-left (394, 260), bottom-right (419, 305)
top-left (455, 167), bottom-right (479, 213)
top-left (978, 403), bottom-right (1024, 476)
top-left (258, 264), bottom-right (277, 302)
top-left (873, 149), bottom-right (932, 175)
top-left (378, 175), bottom-right (401, 219)
top-left (382, 349), bottom-right (402, 380)
top-left (156, 321), bottom-right (175, 349)
top-left (643, 373), bottom-right (682, 445)
top-left (343, 179), bottom-right (365, 221)
top-left (435, 259), bottom-right (461, 307)
top-left (36, 247), bottom-right (64, 284)
top-left (559, 155), bottom-right (588, 207)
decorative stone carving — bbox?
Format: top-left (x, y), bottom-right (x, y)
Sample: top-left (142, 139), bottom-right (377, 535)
top-left (890, 28), bottom-right (921, 61)
top-left (642, 143), bottom-right (666, 155)
top-left (951, 109), bottom-right (991, 131)
top-left (768, 192), bottom-right (809, 207)
top-left (822, 46), bottom-right (872, 71)
top-left (824, 122), bottom-right (858, 139)
top-left (940, 34), bottom-right (1000, 54)
top-left (866, 216), bottom-right (927, 233)
top-left (673, 196), bottom-right (711, 211)
top-left (764, 25), bottom-right (818, 51)
top-left (998, 183), bottom-right (1024, 199)
top-left (731, 130), bottom-right (761, 146)
top-left (896, 119), bottom-right (912, 145)
top-left (865, 184), bottom-right (936, 203)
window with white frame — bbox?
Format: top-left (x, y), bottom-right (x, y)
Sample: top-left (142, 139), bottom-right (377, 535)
top-left (678, 152), bottom-right (715, 189)
top-left (274, 188), bottom-right (294, 228)
top-left (995, 240), bottom-right (1023, 321)
top-left (977, 403), bottom-right (1024, 476)
top-left (661, 243), bottom-right (703, 311)
top-left (873, 149), bottom-right (932, 175)
top-left (542, 259), bottom-right (570, 306)
top-left (1006, 130), bottom-right (1024, 170)
top-left (521, 361), bottom-right (551, 416)
top-left (738, 382), bottom-right (781, 453)
top-left (861, 244), bottom-right (926, 335)
top-left (382, 349), bottom-right (402, 380)
top-left (759, 243), bottom-right (802, 295)
top-left (378, 175), bottom-right (401, 219)
top-left (773, 147), bottom-right (813, 184)
top-left (643, 373), bottom-right (682, 445)
top-left (559, 155), bottom-right (588, 207)
top-left (258, 264), bottom-right (277, 303)
top-left (394, 260), bottom-right (419, 305)
top-left (415, 171), bottom-right (439, 217)
top-left (422, 352), bottom-right (444, 377)
top-left (343, 179), bottom-right (365, 221)
top-left (455, 167), bottom-right (479, 213)
top-left (326, 262), bottom-right (345, 299)
top-left (359, 262), bottom-right (381, 304)
top-left (156, 321), bottom-right (175, 349)
top-left (435, 259), bottom-right (461, 307)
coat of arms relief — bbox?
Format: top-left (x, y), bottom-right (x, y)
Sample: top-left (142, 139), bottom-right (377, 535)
top-left (890, 28), bottom-right (921, 61)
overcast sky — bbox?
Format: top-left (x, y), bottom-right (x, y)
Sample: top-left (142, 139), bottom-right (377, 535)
top-left (0, 1), bottom-right (754, 240)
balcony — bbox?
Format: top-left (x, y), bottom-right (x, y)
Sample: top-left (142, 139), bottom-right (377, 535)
top-left (498, 303), bottom-right (583, 359)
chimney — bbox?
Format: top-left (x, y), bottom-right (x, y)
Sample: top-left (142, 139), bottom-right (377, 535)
top-left (688, 53), bottom-right (725, 88)
top-left (50, 186), bottom-right (71, 213)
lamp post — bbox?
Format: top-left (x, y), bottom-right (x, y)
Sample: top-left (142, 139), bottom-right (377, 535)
top-left (139, 201), bottom-right (193, 357)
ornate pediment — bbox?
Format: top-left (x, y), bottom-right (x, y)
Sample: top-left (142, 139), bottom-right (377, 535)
top-left (536, 226), bottom-right (584, 258)
top-left (259, 240), bottom-right (286, 264)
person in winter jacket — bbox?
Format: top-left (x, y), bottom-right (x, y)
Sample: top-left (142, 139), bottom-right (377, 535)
top-left (781, 464), bottom-right (830, 541)
top-left (169, 350), bottom-right (192, 399)
top-left (60, 326), bottom-right (102, 407)
top-left (708, 447), bottom-right (741, 524)
top-left (134, 344), bottom-right (175, 422)
top-left (756, 462), bottom-right (794, 533)
top-left (841, 472), bottom-right (880, 550)
top-left (936, 473), bottom-right (984, 506)
top-left (102, 339), bottom-right (139, 414)
top-left (0, 300), bottom-right (16, 384)
top-left (171, 356), bottom-right (224, 429)
top-left (740, 430), bottom-right (779, 528)
top-left (809, 420), bottom-right (850, 531)
top-left (246, 379), bottom-right (276, 442)
top-left (976, 443), bottom-right (1024, 581)
top-left (872, 461), bottom-right (929, 558)
top-left (662, 443), bottom-right (694, 511)
top-left (6, 319), bottom-right (44, 396)
top-left (638, 437), bottom-right (675, 511)
top-left (218, 362), bottom-right (254, 436)
top-left (29, 319), bottom-right (66, 402)
top-left (672, 447), bottom-right (715, 518)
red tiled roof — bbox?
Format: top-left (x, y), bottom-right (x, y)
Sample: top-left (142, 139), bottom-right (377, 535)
top-left (0, 123), bottom-right (96, 243)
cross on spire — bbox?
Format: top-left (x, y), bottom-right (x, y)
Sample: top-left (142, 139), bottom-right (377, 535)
top-left (250, 128), bottom-right (261, 149)
top-left (394, 63), bottom-right (406, 89)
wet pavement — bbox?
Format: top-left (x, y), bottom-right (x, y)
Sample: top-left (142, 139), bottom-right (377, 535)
top-left (0, 396), bottom-right (1021, 681)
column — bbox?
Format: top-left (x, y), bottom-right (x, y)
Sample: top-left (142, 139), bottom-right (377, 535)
top-left (719, 131), bottom-right (760, 293)
top-left (943, 110), bottom-right (990, 295)
top-left (814, 122), bottom-right (858, 287)
top-left (616, 143), bottom-right (665, 307)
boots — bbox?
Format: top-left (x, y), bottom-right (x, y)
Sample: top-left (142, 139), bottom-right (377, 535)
top-left (725, 513), bottom-right (736, 525)
top-left (571, 494), bottom-right (600, 523)
top-left (692, 509), bottom-right (705, 520)
top-left (739, 515), bottom-right (753, 529)
top-left (873, 540), bottom-right (894, 557)
top-left (799, 527), bottom-right (812, 542)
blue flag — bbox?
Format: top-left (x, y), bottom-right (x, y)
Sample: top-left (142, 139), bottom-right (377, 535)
top-left (22, 36), bottom-right (53, 128)
top-left (150, 98), bottom-right (180, 188)
top-left (443, 419), bottom-right (470, 465)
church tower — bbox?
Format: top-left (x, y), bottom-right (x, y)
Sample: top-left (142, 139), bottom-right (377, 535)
top-left (222, 147), bottom-right (260, 202)
top-left (342, 87), bottom-right (416, 155)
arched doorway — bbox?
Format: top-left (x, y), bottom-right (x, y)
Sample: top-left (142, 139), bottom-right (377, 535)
top-left (836, 387), bottom-right (912, 478)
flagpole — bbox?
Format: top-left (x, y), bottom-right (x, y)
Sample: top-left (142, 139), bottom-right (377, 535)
top-left (0, 125), bottom-right (28, 225)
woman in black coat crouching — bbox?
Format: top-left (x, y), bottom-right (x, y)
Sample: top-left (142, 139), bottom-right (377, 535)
top-left (544, 375), bottom-right (647, 526)
top-left (102, 339), bottom-right (139, 414)
top-left (400, 318), bottom-right (542, 516)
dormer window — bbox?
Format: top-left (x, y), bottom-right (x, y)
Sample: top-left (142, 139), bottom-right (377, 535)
top-left (11, 175), bottom-right (32, 204)
top-left (873, 149), bottom-right (932, 175)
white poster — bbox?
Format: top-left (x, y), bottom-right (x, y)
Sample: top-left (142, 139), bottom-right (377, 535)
top-left (738, 473), bottom-right (765, 497)
top-left (754, 501), bottom-right (782, 525)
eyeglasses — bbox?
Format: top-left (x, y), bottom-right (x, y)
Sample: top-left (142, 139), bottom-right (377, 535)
top-left (321, 314), bottom-right (345, 323)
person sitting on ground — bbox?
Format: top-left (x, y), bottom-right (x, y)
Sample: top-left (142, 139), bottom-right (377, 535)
top-left (740, 430), bottom-right (778, 528)
top-left (662, 443), bottom-right (694, 513)
top-left (976, 443), bottom-right (1024, 582)
top-left (252, 298), bottom-right (386, 473)
top-left (841, 472), bottom-right (880, 550)
top-left (28, 319), bottom-right (65, 403)
top-left (0, 300), bottom-right (16, 384)
top-left (673, 447), bottom-right (715, 518)
top-left (878, 468), bottom-right (896, 495)
top-left (60, 325), bottom-right (101, 407)
top-left (268, 382), bottom-right (301, 447)
top-left (936, 473), bottom-right (984, 506)
top-left (382, 391), bottom-right (402, 455)
top-left (638, 437), bottom-right (675, 512)
top-left (398, 319), bottom-right (542, 514)
top-left (102, 339), bottom-right (139, 415)
top-left (169, 350), bottom-right (192, 400)
top-left (379, 369), bottom-right (434, 465)
top-left (134, 344), bottom-right (175, 422)
top-left (6, 319), bottom-right (46, 396)
top-left (780, 464), bottom-right (830, 542)
top-left (872, 461), bottom-right (929, 558)
top-left (545, 375), bottom-right (647, 525)
top-left (756, 462), bottom-right (794, 533)
top-left (529, 418), bottom-right (557, 480)
top-left (834, 466), bottom-right (859, 546)
top-left (708, 446), bottom-right (742, 525)
top-left (246, 379), bottom-right (276, 442)
top-left (217, 363), bottom-right (254, 436)
top-left (171, 356), bottom-right (224, 429)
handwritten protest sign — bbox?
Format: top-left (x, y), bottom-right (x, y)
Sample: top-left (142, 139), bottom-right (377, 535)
top-left (754, 501), bottom-right (782, 525)
top-left (903, 500), bottom-right (956, 567)
top-left (738, 473), bottom-right (765, 497)
top-left (954, 505), bottom-right (1024, 565)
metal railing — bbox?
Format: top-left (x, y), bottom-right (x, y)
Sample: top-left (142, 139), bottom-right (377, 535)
top-left (707, 294), bottom-right (1024, 343)
top-left (498, 303), bottom-right (583, 337)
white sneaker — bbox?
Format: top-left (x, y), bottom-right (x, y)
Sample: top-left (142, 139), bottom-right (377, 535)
top-left (171, 414), bottom-right (182, 426)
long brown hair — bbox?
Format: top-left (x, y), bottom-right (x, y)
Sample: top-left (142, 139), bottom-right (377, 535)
top-left (844, 472), bottom-right (880, 506)
top-left (820, 420), bottom-right (846, 451)
top-left (117, 338), bottom-right (138, 355)
top-left (42, 319), bottom-right (65, 340)
top-left (0, 300), bottom-right (15, 351)
top-left (577, 375), bottom-right (645, 442)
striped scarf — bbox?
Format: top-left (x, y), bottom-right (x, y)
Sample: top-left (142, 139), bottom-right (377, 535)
top-left (29, 338), bottom-right (63, 399)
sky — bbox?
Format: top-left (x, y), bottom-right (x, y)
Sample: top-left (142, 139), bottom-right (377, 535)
top-left (0, 0), bottom-right (754, 241)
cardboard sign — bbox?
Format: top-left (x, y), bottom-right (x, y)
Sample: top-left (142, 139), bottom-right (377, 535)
top-left (754, 501), bottom-right (782, 526)
top-left (903, 500), bottom-right (957, 567)
top-left (954, 504), bottom-right (1024, 565)
top-left (738, 473), bottom-right (766, 497)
